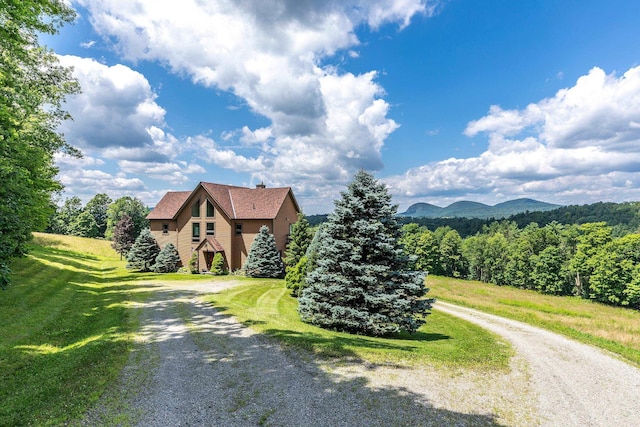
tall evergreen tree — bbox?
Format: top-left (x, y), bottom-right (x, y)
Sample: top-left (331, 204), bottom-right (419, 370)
top-left (126, 228), bottom-right (160, 272)
top-left (244, 225), bottom-right (285, 278)
top-left (111, 214), bottom-right (135, 259)
top-left (284, 213), bottom-right (312, 266)
top-left (298, 170), bottom-right (434, 336)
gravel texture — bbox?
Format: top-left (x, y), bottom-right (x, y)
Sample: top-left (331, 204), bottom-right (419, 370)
top-left (436, 302), bottom-right (640, 427)
top-left (81, 281), bottom-right (640, 426)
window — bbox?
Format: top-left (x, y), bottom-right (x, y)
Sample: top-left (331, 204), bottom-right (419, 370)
top-left (191, 199), bottom-right (200, 217)
top-left (192, 223), bottom-right (200, 242)
top-left (162, 223), bottom-right (169, 235)
top-left (206, 200), bottom-right (215, 217)
top-left (206, 222), bottom-right (215, 236)
top-left (235, 223), bottom-right (243, 235)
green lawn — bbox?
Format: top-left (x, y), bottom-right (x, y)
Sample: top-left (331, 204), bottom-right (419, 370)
top-left (0, 233), bottom-right (217, 426)
top-left (427, 275), bottom-right (640, 366)
top-left (204, 281), bottom-right (513, 369)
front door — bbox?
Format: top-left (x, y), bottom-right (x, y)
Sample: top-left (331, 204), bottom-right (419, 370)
top-left (204, 251), bottom-right (215, 270)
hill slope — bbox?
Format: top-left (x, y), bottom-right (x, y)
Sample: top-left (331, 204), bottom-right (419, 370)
top-left (399, 198), bottom-right (561, 219)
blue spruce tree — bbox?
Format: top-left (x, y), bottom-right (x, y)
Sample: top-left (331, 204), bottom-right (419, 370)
top-left (298, 170), bottom-right (434, 336)
top-left (244, 225), bottom-right (285, 278)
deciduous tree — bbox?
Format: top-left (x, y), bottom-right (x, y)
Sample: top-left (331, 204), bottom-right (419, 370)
top-left (0, 0), bottom-right (79, 287)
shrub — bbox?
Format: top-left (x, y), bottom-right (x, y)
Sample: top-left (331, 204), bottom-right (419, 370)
top-left (153, 243), bottom-right (181, 273)
top-left (285, 256), bottom-right (308, 296)
top-left (210, 252), bottom-right (227, 275)
top-left (188, 251), bottom-right (199, 274)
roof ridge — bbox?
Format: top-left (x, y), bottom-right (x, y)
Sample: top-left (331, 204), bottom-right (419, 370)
top-left (228, 189), bottom-right (237, 218)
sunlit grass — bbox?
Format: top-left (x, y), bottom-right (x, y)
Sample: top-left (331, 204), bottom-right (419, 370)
top-left (428, 275), bottom-right (640, 366)
top-left (204, 281), bottom-right (513, 370)
top-left (0, 234), bottom-right (141, 426)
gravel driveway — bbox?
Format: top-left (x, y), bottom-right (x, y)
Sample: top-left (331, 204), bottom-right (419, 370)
top-left (435, 302), bottom-right (640, 426)
top-left (81, 281), bottom-right (640, 426)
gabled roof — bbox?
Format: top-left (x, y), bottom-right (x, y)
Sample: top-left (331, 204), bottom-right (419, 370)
top-left (146, 182), bottom-right (300, 220)
top-left (195, 236), bottom-right (225, 253)
top-left (146, 191), bottom-right (191, 220)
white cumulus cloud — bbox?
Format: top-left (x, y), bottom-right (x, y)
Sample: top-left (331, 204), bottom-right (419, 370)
top-left (387, 66), bottom-right (640, 207)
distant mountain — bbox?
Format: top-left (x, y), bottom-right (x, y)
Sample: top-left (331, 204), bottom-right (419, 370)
top-left (399, 198), bottom-right (562, 219)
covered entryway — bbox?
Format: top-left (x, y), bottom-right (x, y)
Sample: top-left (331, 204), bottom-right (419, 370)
top-left (195, 237), bottom-right (226, 272)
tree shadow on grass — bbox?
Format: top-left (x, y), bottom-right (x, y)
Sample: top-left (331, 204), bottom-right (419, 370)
top-left (77, 288), bottom-right (509, 427)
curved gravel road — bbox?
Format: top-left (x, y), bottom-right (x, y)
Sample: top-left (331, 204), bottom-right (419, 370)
top-left (81, 281), bottom-right (640, 426)
top-left (435, 301), bottom-right (640, 426)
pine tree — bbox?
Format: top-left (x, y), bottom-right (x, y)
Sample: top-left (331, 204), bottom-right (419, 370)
top-left (298, 170), bottom-right (434, 336)
top-left (284, 213), bottom-right (312, 266)
top-left (153, 243), bottom-right (181, 273)
top-left (284, 213), bottom-right (312, 291)
top-left (244, 225), bottom-right (285, 278)
top-left (285, 256), bottom-right (308, 296)
top-left (210, 252), bottom-right (226, 275)
top-left (126, 228), bottom-right (160, 272)
top-left (111, 214), bottom-right (135, 260)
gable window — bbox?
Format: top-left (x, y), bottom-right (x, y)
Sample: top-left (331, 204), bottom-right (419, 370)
top-left (206, 222), bottom-right (215, 236)
top-left (192, 223), bottom-right (200, 242)
top-left (206, 200), bottom-right (215, 217)
top-left (191, 199), bottom-right (200, 217)
top-left (162, 223), bottom-right (169, 235)
top-left (235, 223), bottom-right (243, 235)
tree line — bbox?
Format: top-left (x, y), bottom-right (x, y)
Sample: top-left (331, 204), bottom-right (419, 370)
top-left (46, 194), bottom-right (149, 240)
top-left (398, 221), bottom-right (640, 310)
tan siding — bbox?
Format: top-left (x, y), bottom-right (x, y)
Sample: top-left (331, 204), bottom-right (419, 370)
top-left (273, 194), bottom-right (299, 255)
top-left (149, 220), bottom-right (179, 256)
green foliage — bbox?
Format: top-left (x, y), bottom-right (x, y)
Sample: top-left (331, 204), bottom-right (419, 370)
top-left (589, 234), bottom-right (640, 307)
top-left (125, 229), bottom-right (160, 272)
top-left (284, 213), bottom-right (312, 267)
top-left (68, 210), bottom-right (100, 238)
top-left (209, 252), bottom-right (227, 275)
top-left (153, 243), bottom-right (181, 273)
top-left (298, 170), bottom-right (433, 336)
top-left (105, 196), bottom-right (149, 240)
top-left (84, 193), bottom-right (112, 237)
top-left (244, 225), bottom-right (285, 278)
top-left (0, 0), bottom-right (79, 288)
top-left (304, 223), bottom-right (326, 273)
top-left (285, 256), bottom-right (308, 296)
top-left (111, 214), bottom-right (135, 259)
top-left (188, 251), bottom-right (199, 274)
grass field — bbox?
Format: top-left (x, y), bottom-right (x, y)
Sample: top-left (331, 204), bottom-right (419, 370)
top-left (204, 281), bottom-right (513, 370)
top-left (427, 275), bottom-right (640, 366)
top-left (4, 233), bottom-right (640, 425)
top-left (0, 233), bottom-right (217, 426)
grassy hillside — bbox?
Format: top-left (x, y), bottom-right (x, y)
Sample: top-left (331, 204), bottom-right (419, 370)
top-left (428, 275), bottom-right (640, 366)
top-left (0, 234), bottom-right (139, 425)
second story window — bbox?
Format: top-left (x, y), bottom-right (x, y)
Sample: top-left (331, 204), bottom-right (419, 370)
top-left (162, 224), bottom-right (169, 235)
top-left (235, 223), bottom-right (243, 235)
top-left (192, 223), bottom-right (200, 242)
top-left (206, 200), bottom-right (215, 217)
top-left (206, 222), bottom-right (215, 236)
top-left (191, 199), bottom-right (200, 217)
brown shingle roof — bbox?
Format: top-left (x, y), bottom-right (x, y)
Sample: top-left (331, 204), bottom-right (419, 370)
top-left (146, 191), bottom-right (191, 220)
top-left (229, 187), bottom-right (292, 219)
top-left (146, 183), bottom-right (299, 220)
top-left (196, 236), bottom-right (225, 252)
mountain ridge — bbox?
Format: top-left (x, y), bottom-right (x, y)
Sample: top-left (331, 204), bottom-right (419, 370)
top-left (399, 198), bottom-right (562, 219)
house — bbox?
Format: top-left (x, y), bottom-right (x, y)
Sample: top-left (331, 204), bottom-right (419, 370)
top-left (147, 182), bottom-right (300, 272)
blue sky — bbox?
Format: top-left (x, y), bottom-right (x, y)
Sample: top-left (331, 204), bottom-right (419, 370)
top-left (46, 0), bottom-right (640, 214)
